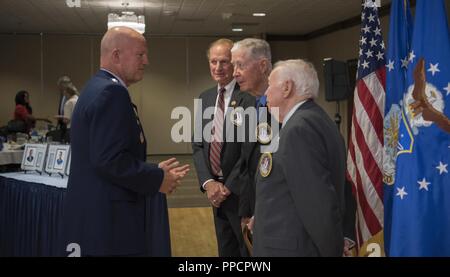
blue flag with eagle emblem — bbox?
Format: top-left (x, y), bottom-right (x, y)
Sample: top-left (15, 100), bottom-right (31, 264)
top-left (384, 0), bottom-right (450, 256)
top-left (383, 0), bottom-right (413, 255)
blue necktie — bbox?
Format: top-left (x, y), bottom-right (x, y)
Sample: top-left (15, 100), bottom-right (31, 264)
top-left (256, 95), bottom-right (267, 120)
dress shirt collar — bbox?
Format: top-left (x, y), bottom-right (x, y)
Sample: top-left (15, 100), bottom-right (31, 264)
top-left (218, 79), bottom-right (236, 97)
top-left (282, 100), bottom-right (307, 128)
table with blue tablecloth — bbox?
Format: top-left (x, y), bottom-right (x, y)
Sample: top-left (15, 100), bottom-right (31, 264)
top-left (0, 172), bottom-right (66, 256)
top-left (0, 171), bottom-right (171, 257)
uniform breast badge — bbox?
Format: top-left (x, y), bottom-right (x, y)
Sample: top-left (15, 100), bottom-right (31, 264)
top-left (259, 152), bottom-right (272, 178)
top-left (256, 122), bottom-right (272, 144)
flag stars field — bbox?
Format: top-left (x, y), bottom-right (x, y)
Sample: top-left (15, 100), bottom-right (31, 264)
top-left (387, 60), bottom-right (394, 71)
top-left (443, 83), bottom-right (450, 95)
top-left (427, 63), bottom-right (440, 76)
top-left (374, 27), bottom-right (382, 36)
top-left (436, 162), bottom-right (448, 175)
top-left (396, 186), bottom-right (408, 200)
top-left (401, 56), bottom-right (409, 68)
top-left (408, 51), bottom-right (416, 63)
top-left (417, 178), bottom-right (431, 191)
top-left (376, 52), bottom-right (384, 61)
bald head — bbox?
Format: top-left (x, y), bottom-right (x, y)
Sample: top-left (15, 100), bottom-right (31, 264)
top-left (100, 27), bottom-right (148, 86)
top-left (101, 27), bottom-right (141, 57)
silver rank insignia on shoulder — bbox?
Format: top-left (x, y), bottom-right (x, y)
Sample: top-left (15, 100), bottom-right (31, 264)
top-left (259, 152), bottom-right (272, 178)
top-left (140, 132), bottom-right (145, 144)
top-left (111, 78), bottom-right (118, 83)
top-left (256, 122), bottom-right (272, 145)
top-left (230, 108), bottom-right (243, 126)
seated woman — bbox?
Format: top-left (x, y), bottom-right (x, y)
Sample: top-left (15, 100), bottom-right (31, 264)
top-left (54, 83), bottom-right (78, 142)
top-left (13, 90), bottom-right (36, 133)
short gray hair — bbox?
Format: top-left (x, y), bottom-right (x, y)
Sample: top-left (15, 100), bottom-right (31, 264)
top-left (273, 59), bottom-right (319, 99)
top-left (231, 38), bottom-right (272, 64)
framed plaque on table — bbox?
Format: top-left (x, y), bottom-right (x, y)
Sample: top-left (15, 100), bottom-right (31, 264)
top-left (21, 143), bottom-right (48, 174)
top-left (45, 144), bottom-right (70, 177)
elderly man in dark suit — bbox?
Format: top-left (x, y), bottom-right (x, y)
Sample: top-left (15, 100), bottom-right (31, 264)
top-left (192, 38), bottom-right (254, 257)
top-left (253, 59), bottom-right (346, 256)
top-left (62, 26), bottom-right (189, 257)
top-left (230, 38), bottom-right (274, 236)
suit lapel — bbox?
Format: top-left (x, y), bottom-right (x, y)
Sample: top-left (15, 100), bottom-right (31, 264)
top-left (204, 87), bottom-right (218, 159)
top-left (222, 84), bottom-right (241, 154)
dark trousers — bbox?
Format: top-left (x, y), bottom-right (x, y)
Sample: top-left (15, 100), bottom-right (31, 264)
top-left (213, 194), bottom-right (249, 257)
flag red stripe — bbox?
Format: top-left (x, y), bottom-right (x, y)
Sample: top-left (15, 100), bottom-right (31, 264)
top-left (357, 79), bottom-right (384, 144)
top-left (347, 127), bottom-right (382, 235)
top-left (350, 98), bottom-right (384, 199)
top-left (376, 67), bottom-right (386, 91)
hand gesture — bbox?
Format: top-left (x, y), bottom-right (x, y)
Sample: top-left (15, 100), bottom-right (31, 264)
top-left (158, 158), bottom-right (190, 194)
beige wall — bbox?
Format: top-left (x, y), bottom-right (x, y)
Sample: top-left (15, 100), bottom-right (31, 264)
top-left (0, 14), bottom-right (390, 154)
top-left (0, 34), bottom-right (99, 133)
top-left (0, 34), bottom-right (232, 154)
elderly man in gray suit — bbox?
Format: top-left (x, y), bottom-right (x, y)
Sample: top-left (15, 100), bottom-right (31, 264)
top-left (252, 59), bottom-right (346, 256)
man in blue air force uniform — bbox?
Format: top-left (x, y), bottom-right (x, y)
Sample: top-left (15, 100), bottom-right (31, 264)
top-left (62, 27), bottom-right (189, 256)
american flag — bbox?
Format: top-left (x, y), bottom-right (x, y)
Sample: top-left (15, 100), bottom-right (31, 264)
top-left (346, 0), bottom-right (385, 251)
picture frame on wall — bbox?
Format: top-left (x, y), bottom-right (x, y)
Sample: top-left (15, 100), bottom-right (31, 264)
top-left (45, 144), bottom-right (71, 177)
top-left (21, 143), bottom-right (48, 174)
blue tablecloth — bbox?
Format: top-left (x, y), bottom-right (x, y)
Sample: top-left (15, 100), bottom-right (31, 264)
top-left (0, 172), bottom-right (171, 257)
top-left (0, 174), bottom-right (65, 256)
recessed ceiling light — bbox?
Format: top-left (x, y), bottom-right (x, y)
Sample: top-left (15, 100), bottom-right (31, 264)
top-left (252, 13), bottom-right (266, 17)
top-left (232, 28), bottom-right (243, 32)
top-left (163, 10), bottom-right (177, 16)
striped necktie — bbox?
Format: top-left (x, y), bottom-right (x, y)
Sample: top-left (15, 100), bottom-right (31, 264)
top-left (209, 87), bottom-right (225, 176)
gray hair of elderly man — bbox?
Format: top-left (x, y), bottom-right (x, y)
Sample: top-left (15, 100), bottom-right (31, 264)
top-left (57, 75), bottom-right (72, 88)
top-left (273, 59), bottom-right (320, 99)
top-left (231, 38), bottom-right (272, 69)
